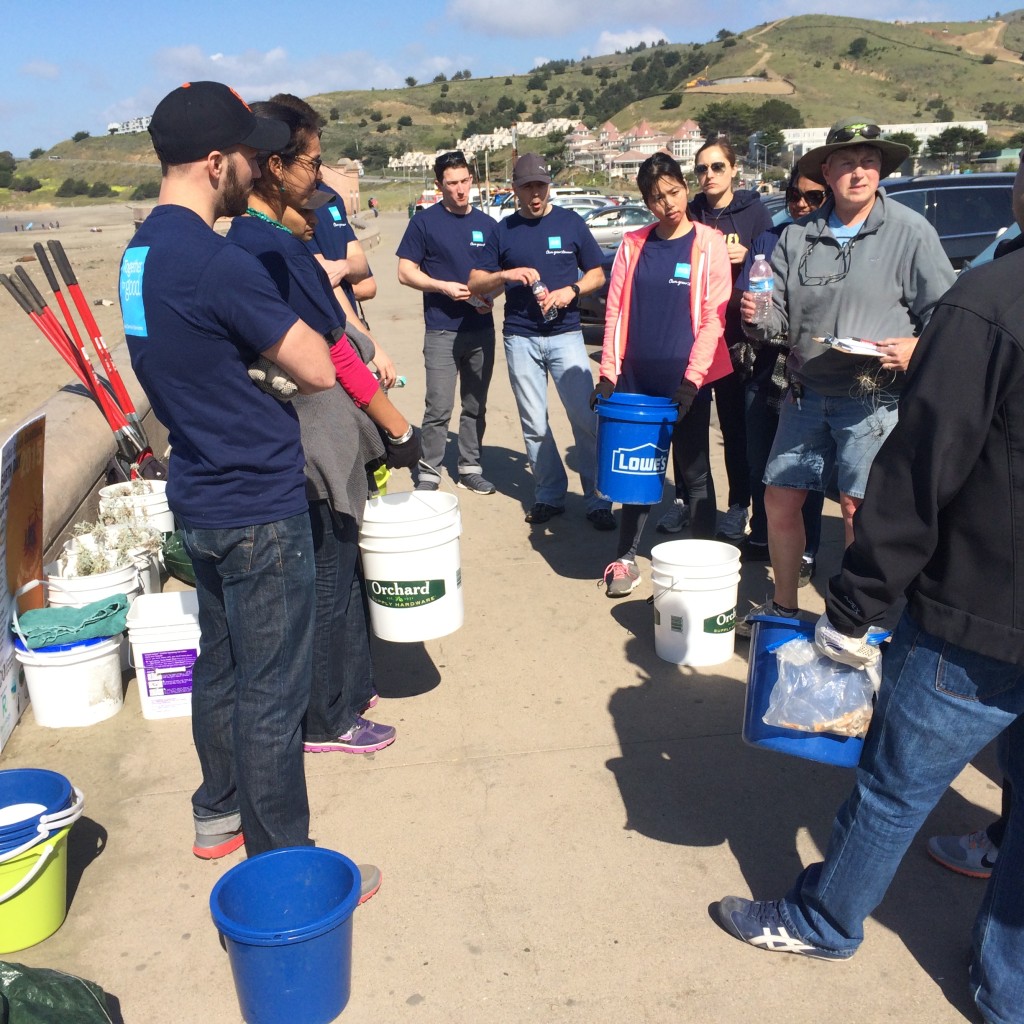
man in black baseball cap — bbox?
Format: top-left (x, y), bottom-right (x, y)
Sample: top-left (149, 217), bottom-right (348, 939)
top-left (149, 80), bottom-right (290, 165)
top-left (119, 80), bottom-right (336, 860)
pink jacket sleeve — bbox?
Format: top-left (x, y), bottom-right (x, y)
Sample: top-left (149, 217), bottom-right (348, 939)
top-left (599, 235), bottom-right (635, 384)
top-left (329, 334), bottom-right (381, 408)
top-left (683, 229), bottom-right (732, 389)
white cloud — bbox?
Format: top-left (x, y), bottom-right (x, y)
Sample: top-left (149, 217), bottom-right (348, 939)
top-left (446, 0), bottom-right (629, 36)
top-left (19, 61), bottom-right (60, 81)
top-left (595, 27), bottom-right (668, 53)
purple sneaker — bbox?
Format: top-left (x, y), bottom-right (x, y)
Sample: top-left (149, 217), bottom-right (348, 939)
top-left (304, 716), bottom-right (396, 754)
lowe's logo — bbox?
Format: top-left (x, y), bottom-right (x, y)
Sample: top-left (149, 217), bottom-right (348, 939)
top-left (368, 579), bottom-right (446, 609)
top-left (611, 442), bottom-right (668, 476)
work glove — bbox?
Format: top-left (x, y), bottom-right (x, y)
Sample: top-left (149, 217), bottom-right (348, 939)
top-left (672, 380), bottom-right (699, 422)
top-left (589, 377), bottom-right (615, 410)
top-left (248, 357), bottom-right (298, 400)
top-left (814, 612), bottom-right (881, 671)
top-left (384, 425), bottom-right (423, 470)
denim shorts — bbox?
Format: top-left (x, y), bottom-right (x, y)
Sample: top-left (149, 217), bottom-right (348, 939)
top-left (763, 385), bottom-right (898, 499)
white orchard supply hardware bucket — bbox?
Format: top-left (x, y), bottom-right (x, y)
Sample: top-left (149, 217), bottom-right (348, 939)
top-left (13, 636), bottom-right (123, 728)
top-left (98, 479), bottom-right (175, 535)
top-left (650, 540), bottom-right (742, 667)
top-left (126, 591), bottom-right (200, 720)
top-left (358, 491), bottom-right (463, 642)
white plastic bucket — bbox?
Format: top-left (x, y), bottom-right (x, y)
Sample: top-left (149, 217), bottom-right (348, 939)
top-left (14, 636), bottom-right (123, 728)
top-left (358, 491), bottom-right (463, 642)
top-left (650, 540), bottom-right (741, 667)
top-left (126, 591), bottom-right (200, 720)
top-left (98, 480), bottom-right (175, 534)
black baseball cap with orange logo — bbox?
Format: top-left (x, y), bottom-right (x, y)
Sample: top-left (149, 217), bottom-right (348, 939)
top-left (148, 81), bottom-right (290, 165)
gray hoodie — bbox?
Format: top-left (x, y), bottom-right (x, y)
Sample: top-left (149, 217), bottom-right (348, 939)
top-left (745, 190), bottom-right (955, 396)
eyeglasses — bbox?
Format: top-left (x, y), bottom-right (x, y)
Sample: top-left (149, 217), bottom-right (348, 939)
top-left (695, 161), bottom-right (728, 175)
top-left (786, 187), bottom-right (826, 207)
top-left (828, 123), bottom-right (882, 144)
top-left (798, 236), bottom-right (857, 287)
top-left (292, 153), bottom-right (323, 174)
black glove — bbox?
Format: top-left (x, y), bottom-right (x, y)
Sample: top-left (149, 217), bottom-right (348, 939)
top-left (672, 380), bottom-right (699, 422)
top-left (589, 377), bottom-right (615, 411)
top-left (384, 425), bottom-right (422, 470)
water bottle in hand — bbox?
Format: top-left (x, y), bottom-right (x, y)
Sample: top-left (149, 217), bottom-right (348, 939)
top-left (532, 279), bottom-right (558, 323)
top-left (748, 254), bottom-right (774, 327)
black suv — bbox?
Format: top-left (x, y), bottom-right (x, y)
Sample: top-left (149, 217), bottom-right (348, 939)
top-left (880, 172), bottom-right (1014, 270)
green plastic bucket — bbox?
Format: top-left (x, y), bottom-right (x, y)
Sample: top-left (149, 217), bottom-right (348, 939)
top-left (0, 825), bottom-right (72, 953)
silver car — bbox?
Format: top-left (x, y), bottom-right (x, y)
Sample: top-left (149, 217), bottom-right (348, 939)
top-left (582, 204), bottom-right (657, 246)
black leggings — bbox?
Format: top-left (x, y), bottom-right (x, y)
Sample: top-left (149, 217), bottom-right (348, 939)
top-left (617, 398), bottom-right (716, 560)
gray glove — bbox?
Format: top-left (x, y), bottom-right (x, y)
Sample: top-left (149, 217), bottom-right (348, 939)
top-left (248, 356), bottom-right (298, 400)
top-left (814, 612), bottom-right (880, 670)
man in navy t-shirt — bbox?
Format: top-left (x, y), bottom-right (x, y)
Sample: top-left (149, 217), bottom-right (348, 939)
top-left (119, 81), bottom-right (335, 860)
top-left (397, 150), bottom-right (498, 494)
top-left (469, 153), bottom-right (612, 529)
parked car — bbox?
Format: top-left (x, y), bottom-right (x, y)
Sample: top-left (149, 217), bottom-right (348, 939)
top-left (961, 221), bottom-right (1018, 271)
top-left (879, 172), bottom-right (1015, 270)
top-left (582, 204), bottom-right (657, 246)
top-left (578, 244), bottom-right (619, 327)
top-left (549, 194), bottom-right (610, 215)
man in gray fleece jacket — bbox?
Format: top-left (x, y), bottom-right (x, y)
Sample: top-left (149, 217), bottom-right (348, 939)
top-left (738, 117), bottom-right (955, 628)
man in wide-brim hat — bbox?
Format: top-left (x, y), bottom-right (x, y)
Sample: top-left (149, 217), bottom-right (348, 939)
top-left (797, 117), bottom-right (910, 184)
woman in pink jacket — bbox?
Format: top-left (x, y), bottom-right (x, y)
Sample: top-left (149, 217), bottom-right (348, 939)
top-left (591, 152), bottom-right (732, 597)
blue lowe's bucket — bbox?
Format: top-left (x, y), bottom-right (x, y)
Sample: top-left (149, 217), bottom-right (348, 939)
top-left (210, 847), bottom-right (361, 1024)
top-left (742, 615), bottom-right (887, 768)
top-left (596, 393), bottom-right (677, 504)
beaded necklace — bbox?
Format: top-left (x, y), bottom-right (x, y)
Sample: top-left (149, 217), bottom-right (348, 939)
top-left (245, 207), bottom-right (292, 234)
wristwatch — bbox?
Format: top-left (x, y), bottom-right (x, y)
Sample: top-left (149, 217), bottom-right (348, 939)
top-left (570, 284), bottom-right (581, 300)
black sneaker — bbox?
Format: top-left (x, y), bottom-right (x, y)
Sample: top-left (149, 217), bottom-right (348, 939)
top-left (799, 556), bottom-right (816, 588)
top-left (714, 896), bottom-right (850, 960)
top-left (586, 508), bottom-right (616, 531)
top-left (525, 502), bottom-right (565, 524)
top-left (457, 473), bottom-right (496, 495)
top-left (741, 540), bottom-right (771, 563)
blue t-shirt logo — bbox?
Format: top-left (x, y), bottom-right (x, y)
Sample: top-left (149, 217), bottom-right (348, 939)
top-left (329, 206), bottom-right (344, 224)
top-left (548, 236), bottom-right (562, 250)
top-left (471, 230), bottom-right (484, 244)
top-left (120, 246), bottom-right (150, 337)
top-left (673, 263), bottom-right (691, 281)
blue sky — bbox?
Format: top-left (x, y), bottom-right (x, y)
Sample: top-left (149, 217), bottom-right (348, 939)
top-left (0, 0), bottom-right (1006, 157)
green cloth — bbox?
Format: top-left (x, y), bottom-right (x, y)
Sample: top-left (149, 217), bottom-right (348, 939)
top-left (14, 596), bottom-right (129, 650)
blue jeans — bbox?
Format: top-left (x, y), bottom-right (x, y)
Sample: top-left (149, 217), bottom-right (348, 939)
top-left (305, 501), bottom-right (374, 742)
top-left (183, 512), bottom-right (316, 856)
top-left (778, 612), bottom-right (1024, 1024)
top-left (420, 327), bottom-right (495, 480)
top-left (503, 331), bottom-right (609, 513)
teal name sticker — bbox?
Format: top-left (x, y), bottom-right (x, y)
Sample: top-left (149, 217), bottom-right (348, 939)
top-left (674, 263), bottom-right (691, 280)
top-left (119, 246), bottom-right (150, 337)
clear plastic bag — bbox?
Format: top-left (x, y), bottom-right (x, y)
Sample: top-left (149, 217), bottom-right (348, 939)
top-left (762, 637), bottom-right (880, 738)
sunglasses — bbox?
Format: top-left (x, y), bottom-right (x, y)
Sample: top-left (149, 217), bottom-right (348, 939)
top-left (695, 161), bottom-right (728, 175)
top-left (828, 123), bottom-right (882, 144)
top-left (787, 187), bottom-right (826, 207)
top-left (436, 150), bottom-right (467, 170)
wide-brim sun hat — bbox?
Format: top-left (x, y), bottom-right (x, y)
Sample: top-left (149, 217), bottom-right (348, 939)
top-left (797, 118), bottom-right (911, 185)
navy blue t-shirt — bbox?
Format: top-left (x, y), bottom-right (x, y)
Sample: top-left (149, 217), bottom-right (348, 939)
top-left (307, 188), bottom-right (371, 308)
top-left (478, 205), bottom-right (604, 335)
top-left (119, 205), bottom-right (306, 530)
top-left (621, 231), bottom-right (696, 398)
top-left (228, 216), bottom-right (345, 338)
top-left (396, 201), bottom-right (496, 332)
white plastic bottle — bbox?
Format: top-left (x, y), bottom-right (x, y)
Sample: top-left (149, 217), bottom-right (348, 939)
top-left (748, 254), bottom-right (774, 326)
top-left (532, 279), bottom-right (558, 322)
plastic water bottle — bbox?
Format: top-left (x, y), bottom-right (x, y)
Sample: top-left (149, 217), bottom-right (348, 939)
top-left (532, 279), bottom-right (558, 322)
top-left (748, 254), bottom-right (774, 326)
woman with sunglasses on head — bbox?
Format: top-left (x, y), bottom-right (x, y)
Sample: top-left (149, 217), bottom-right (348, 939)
top-left (663, 138), bottom-right (772, 547)
top-left (736, 168), bottom-right (827, 584)
top-left (226, 100), bottom-right (418, 827)
top-left (592, 152), bottom-right (732, 597)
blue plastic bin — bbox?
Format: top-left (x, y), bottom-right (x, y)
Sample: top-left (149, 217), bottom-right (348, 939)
top-left (595, 392), bottom-right (677, 504)
top-left (743, 615), bottom-right (885, 768)
top-left (210, 846), bottom-right (361, 1024)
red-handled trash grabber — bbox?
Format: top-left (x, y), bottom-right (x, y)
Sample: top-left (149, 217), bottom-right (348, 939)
top-left (46, 239), bottom-right (147, 445)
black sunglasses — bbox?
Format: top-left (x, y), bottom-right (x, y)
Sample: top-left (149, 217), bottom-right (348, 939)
top-left (436, 150), bottom-right (467, 169)
top-left (695, 161), bottom-right (728, 175)
top-left (787, 186), bottom-right (826, 207)
top-left (828, 123), bottom-right (882, 144)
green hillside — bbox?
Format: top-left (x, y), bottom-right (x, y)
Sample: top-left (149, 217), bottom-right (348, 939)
top-left (5, 10), bottom-right (1024, 208)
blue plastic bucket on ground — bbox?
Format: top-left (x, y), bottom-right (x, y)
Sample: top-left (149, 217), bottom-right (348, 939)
top-left (743, 615), bottom-right (867, 768)
top-left (596, 392), bottom-right (677, 504)
top-left (210, 847), bottom-right (361, 1024)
